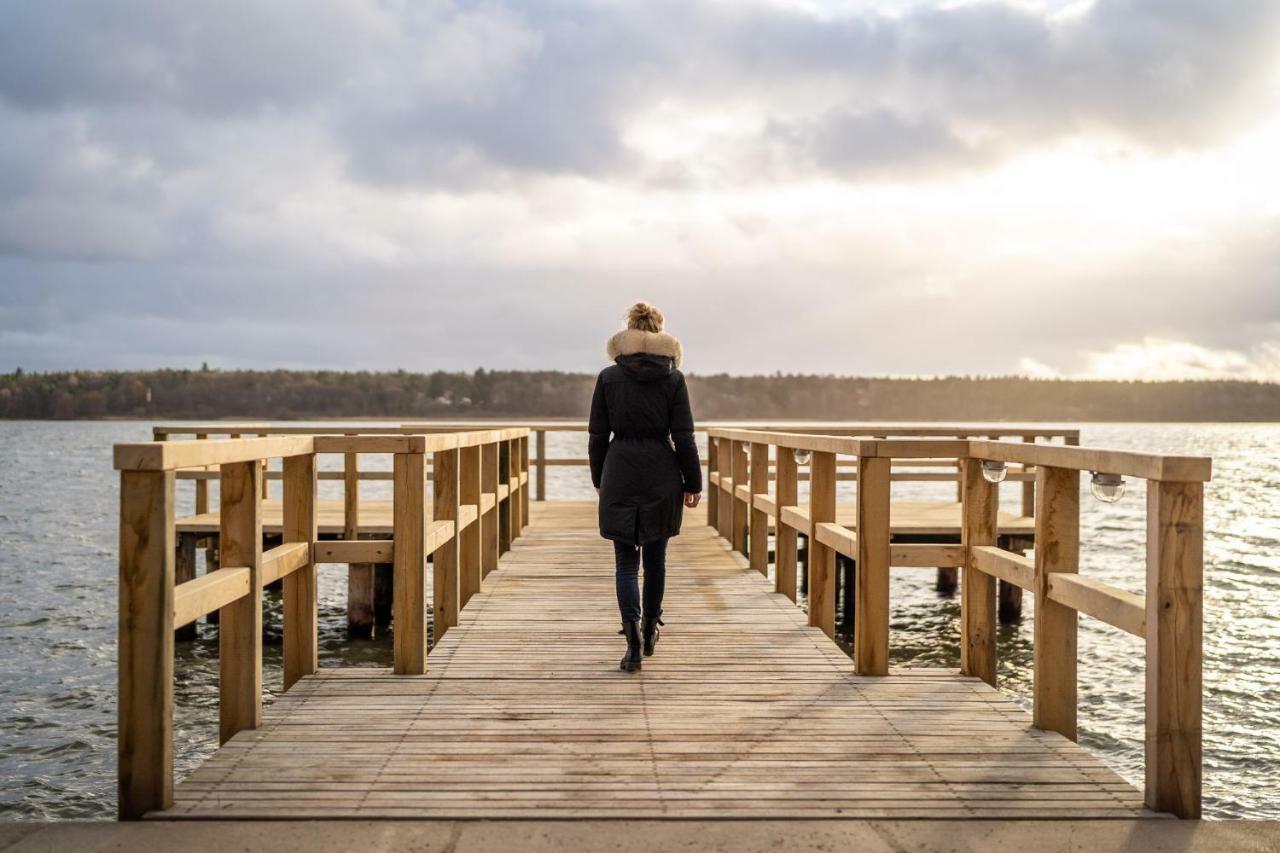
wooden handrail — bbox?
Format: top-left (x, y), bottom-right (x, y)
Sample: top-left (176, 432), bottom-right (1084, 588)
top-left (117, 428), bottom-right (531, 820)
top-left (703, 426), bottom-right (1208, 819)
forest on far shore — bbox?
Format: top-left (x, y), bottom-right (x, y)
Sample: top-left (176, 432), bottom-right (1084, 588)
top-left (3, 366), bottom-right (1280, 421)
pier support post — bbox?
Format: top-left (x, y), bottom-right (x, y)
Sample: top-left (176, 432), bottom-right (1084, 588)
top-left (855, 455), bottom-right (890, 675)
top-left (458, 444), bottom-right (482, 608)
top-left (535, 430), bottom-right (546, 501)
top-left (219, 460), bottom-right (262, 745)
top-left (774, 446), bottom-right (798, 601)
top-left (480, 441), bottom-right (499, 579)
top-left (807, 451), bottom-right (836, 639)
top-left (960, 458), bottom-right (997, 686)
top-left (432, 447), bottom-right (460, 642)
top-left (519, 435), bottom-right (530, 526)
top-left (731, 440), bottom-right (748, 555)
top-left (393, 450), bottom-right (427, 675)
top-left (282, 453), bottom-right (317, 691)
top-left (118, 469), bottom-right (175, 820)
top-left (749, 442), bottom-right (769, 575)
top-left (1145, 480), bottom-right (1203, 818)
top-left (174, 533), bottom-right (197, 641)
top-left (706, 437), bottom-right (719, 529)
top-left (1033, 466), bottom-right (1078, 740)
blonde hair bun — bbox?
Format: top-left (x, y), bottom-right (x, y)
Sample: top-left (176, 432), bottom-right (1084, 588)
top-left (626, 301), bottom-right (664, 333)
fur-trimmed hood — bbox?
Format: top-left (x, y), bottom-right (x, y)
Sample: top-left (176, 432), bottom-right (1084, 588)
top-left (606, 329), bottom-right (683, 368)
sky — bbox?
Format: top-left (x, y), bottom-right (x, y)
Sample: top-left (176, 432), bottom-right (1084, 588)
top-left (0, 0), bottom-right (1278, 379)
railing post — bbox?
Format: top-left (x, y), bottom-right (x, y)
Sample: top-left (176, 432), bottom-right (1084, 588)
top-left (118, 469), bottom-right (175, 820)
top-left (458, 444), bottom-right (482, 607)
top-left (519, 435), bottom-right (530, 526)
top-left (855, 455), bottom-right (890, 675)
top-left (194, 432), bottom-right (209, 516)
top-left (218, 460), bottom-right (262, 745)
top-left (774, 444), bottom-right (798, 601)
top-left (282, 453), bottom-right (317, 691)
top-left (749, 442), bottom-right (769, 575)
top-left (807, 451), bottom-right (836, 638)
top-left (393, 450), bottom-right (427, 675)
top-left (433, 447), bottom-right (460, 641)
top-left (706, 436), bottom-right (719, 528)
top-left (535, 429), bottom-right (547, 501)
top-left (1033, 465), bottom-right (1078, 739)
top-left (716, 439), bottom-right (734, 541)
top-left (507, 437), bottom-right (522, 539)
top-left (498, 439), bottom-right (512, 555)
top-left (345, 439), bottom-right (374, 639)
top-left (1145, 480), bottom-right (1203, 818)
top-left (1020, 435), bottom-right (1036, 518)
top-left (732, 439), bottom-right (748, 554)
top-left (480, 441), bottom-right (499, 578)
top-left (960, 457), bottom-right (997, 686)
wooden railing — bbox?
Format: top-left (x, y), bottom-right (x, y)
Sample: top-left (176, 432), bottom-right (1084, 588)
top-left (115, 429), bottom-right (530, 820)
top-left (704, 427), bottom-right (1210, 819)
top-left (154, 422), bottom-right (1078, 510)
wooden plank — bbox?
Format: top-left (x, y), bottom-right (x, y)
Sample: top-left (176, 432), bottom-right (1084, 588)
top-left (1047, 574), bottom-right (1144, 638)
top-left (706, 436), bottom-right (719, 528)
top-left (313, 435), bottom-right (429, 454)
top-left (774, 445), bottom-right (798, 602)
top-left (970, 440), bottom-right (1211, 483)
top-left (480, 443), bottom-right (499, 579)
top-left (779, 504), bottom-right (809, 532)
top-left (1145, 481), bottom-right (1203, 818)
top-left (393, 452), bottom-right (427, 675)
top-left (535, 430), bottom-right (546, 501)
top-left (458, 445), bottom-right (482, 608)
top-left (432, 447), bottom-right (460, 643)
top-left (731, 441), bottom-right (748, 554)
top-left (261, 542), bottom-right (310, 586)
top-left (960, 459), bottom-right (997, 686)
top-left (173, 568), bottom-right (251, 629)
top-left (115, 436), bottom-right (314, 471)
top-left (117, 469), bottom-right (174, 820)
top-left (891, 544), bottom-right (965, 568)
top-left (519, 436), bottom-right (530, 524)
top-left (1034, 466), bottom-right (1080, 741)
top-left (749, 443), bottom-right (769, 575)
top-left (807, 452), bottom-right (836, 639)
top-left (218, 461), bottom-right (262, 745)
top-left (282, 453), bottom-right (317, 691)
top-left (813, 523), bottom-right (855, 558)
top-left (314, 540), bottom-right (393, 564)
top-left (855, 456), bottom-right (890, 676)
top-left (970, 546), bottom-right (1035, 589)
top-left (716, 441), bottom-right (732, 541)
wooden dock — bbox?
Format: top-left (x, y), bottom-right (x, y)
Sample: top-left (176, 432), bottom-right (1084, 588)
top-left (162, 501), bottom-right (1149, 819)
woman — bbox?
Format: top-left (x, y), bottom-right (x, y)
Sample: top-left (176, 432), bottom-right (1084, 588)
top-left (589, 302), bottom-right (702, 673)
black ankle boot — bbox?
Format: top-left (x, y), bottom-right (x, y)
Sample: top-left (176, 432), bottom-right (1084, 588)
top-left (642, 614), bottom-right (663, 657)
top-left (619, 620), bottom-right (642, 672)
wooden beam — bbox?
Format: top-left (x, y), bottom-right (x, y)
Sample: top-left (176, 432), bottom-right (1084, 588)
top-left (779, 504), bottom-right (809, 532)
top-left (1145, 480), bottom-right (1203, 818)
top-left (173, 568), bottom-right (250, 630)
top-left (218, 460), bottom-right (262, 745)
top-left (480, 442), bottom-right (499, 580)
top-left (731, 440), bottom-right (748, 555)
top-left (314, 539), bottom-right (393, 564)
top-left (519, 435), bottom-right (530, 524)
top-left (855, 456), bottom-right (890, 676)
top-left (313, 435), bottom-right (428, 454)
top-left (813, 522), bottom-right (856, 558)
top-left (458, 445), bottom-right (482, 608)
top-left (706, 436), bottom-right (719, 528)
top-left (716, 441), bottom-right (733, 541)
top-left (807, 451), bottom-right (836, 639)
top-left (1046, 573), bottom-right (1144, 638)
top-left (971, 545), bottom-right (1035, 589)
top-left (774, 444), bottom-right (798, 602)
top-left (1033, 466), bottom-right (1080, 740)
top-left (281, 451), bottom-right (317, 692)
top-left (961, 458), bottom-right (997, 686)
top-left (393, 451), bottom-right (427, 675)
top-left (260, 541), bottom-right (311, 586)
top-left (344, 445), bottom-right (374, 640)
top-left (535, 430), bottom-right (546, 501)
top-left (117, 469), bottom-right (174, 820)
top-left (432, 447), bottom-right (460, 643)
top-left (114, 436), bottom-right (314, 471)
top-left (892, 543), bottom-right (965, 568)
top-left (749, 443), bottom-right (769, 575)
top-left (970, 439), bottom-right (1211, 483)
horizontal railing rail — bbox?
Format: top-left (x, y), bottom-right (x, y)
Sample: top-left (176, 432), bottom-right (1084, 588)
top-left (116, 429), bottom-right (530, 820)
top-left (704, 427), bottom-right (1209, 819)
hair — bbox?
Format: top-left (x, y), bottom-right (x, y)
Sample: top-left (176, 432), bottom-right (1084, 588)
top-left (625, 301), bottom-right (664, 333)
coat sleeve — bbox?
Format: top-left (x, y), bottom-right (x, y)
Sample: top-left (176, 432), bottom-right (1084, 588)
top-left (587, 373), bottom-right (610, 489)
top-left (671, 373), bottom-right (702, 493)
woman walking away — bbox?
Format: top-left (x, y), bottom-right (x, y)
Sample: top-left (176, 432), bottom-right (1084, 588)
top-left (589, 302), bottom-right (702, 673)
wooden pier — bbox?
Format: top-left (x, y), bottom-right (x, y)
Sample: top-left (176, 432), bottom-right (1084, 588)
top-left (115, 425), bottom-right (1209, 822)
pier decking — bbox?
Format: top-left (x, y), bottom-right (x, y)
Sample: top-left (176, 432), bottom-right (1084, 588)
top-left (164, 501), bottom-right (1148, 819)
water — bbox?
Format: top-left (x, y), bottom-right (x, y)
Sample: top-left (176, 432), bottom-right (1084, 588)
top-left (0, 421), bottom-right (1276, 819)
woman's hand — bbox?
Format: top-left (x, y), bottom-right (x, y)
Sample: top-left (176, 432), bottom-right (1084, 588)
top-left (684, 492), bottom-right (701, 508)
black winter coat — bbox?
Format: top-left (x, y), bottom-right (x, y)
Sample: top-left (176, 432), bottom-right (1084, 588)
top-left (589, 353), bottom-right (702, 546)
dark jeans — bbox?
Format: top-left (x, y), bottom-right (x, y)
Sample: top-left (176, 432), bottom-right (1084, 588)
top-left (614, 538), bottom-right (667, 624)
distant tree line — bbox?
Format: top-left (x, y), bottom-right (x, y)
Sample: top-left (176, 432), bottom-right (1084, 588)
top-left (3, 366), bottom-right (1280, 421)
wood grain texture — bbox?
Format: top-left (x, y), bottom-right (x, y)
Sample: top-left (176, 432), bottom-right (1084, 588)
top-left (807, 451), bottom-right (836, 639)
top-left (432, 447), bottom-right (460, 642)
top-left (282, 454), bottom-right (318, 692)
top-left (773, 447), bottom-right (798, 602)
top-left (161, 501), bottom-right (1152, 821)
top-left (480, 442), bottom-right (499, 579)
top-left (218, 461), bottom-right (262, 746)
top-left (855, 456), bottom-right (890, 676)
top-left (1033, 466), bottom-right (1079, 741)
top-left (393, 452), bottom-right (427, 675)
top-left (749, 442), bottom-right (769, 575)
top-left (960, 459), bottom-right (997, 687)
top-left (118, 470), bottom-right (175, 820)
top-left (458, 445), bottom-right (482, 609)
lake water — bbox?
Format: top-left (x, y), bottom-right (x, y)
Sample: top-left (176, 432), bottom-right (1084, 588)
top-left (0, 421), bottom-right (1276, 819)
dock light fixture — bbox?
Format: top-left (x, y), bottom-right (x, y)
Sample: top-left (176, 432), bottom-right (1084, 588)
top-left (793, 448), bottom-right (812, 466)
top-left (980, 460), bottom-right (1008, 484)
top-left (1090, 471), bottom-right (1126, 503)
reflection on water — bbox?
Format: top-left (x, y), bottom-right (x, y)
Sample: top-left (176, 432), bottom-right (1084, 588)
top-left (0, 421), bottom-right (1276, 819)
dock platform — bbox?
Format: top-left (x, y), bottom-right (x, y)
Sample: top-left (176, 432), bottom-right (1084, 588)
top-left (162, 501), bottom-right (1149, 820)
